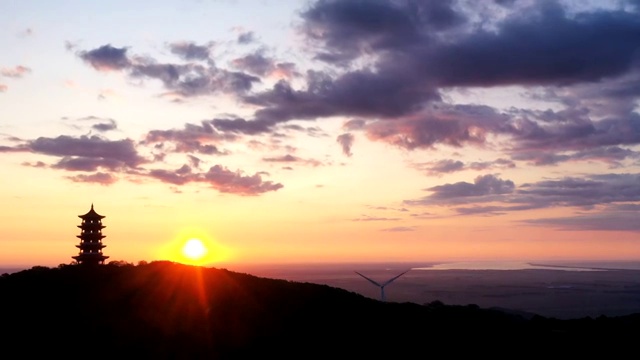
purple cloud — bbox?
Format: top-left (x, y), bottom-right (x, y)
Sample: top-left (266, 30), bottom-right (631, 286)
top-left (29, 135), bottom-right (145, 168)
top-left (168, 41), bottom-right (213, 61)
top-left (405, 173), bottom-right (640, 225)
top-left (78, 44), bottom-right (260, 97)
top-left (78, 44), bottom-right (130, 71)
top-left (143, 121), bottom-right (235, 155)
top-left (145, 164), bottom-right (283, 196)
top-left (237, 31), bottom-right (255, 44)
top-left (336, 133), bottom-right (354, 157)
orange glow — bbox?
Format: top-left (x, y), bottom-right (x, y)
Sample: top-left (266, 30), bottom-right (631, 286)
top-left (157, 227), bottom-right (233, 266)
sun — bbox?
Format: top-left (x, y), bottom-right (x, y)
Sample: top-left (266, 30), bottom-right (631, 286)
top-left (182, 238), bottom-right (208, 260)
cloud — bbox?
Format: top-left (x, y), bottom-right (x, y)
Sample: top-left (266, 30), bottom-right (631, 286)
top-left (145, 164), bottom-right (283, 195)
top-left (1, 65), bottom-right (31, 78)
top-left (211, 117), bottom-right (276, 135)
top-left (75, 116), bottom-right (118, 132)
top-left (53, 156), bottom-right (127, 171)
top-left (381, 226), bottom-right (416, 232)
top-left (262, 154), bottom-right (323, 167)
top-left (67, 172), bottom-right (117, 185)
top-left (143, 121), bottom-right (234, 155)
top-left (336, 133), bottom-right (354, 157)
top-left (405, 173), bottom-right (640, 220)
top-left (414, 158), bottom-right (516, 175)
top-left (78, 44), bottom-right (130, 71)
top-left (232, 51), bottom-right (299, 79)
top-left (78, 44), bottom-right (261, 97)
top-left (168, 41), bottom-right (213, 61)
top-left (27, 135), bottom-right (146, 169)
top-left (208, 0), bottom-right (638, 147)
top-left (418, 159), bottom-right (464, 175)
top-left (237, 31), bottom-right (255, 44)
top-left (262, 154), bottom-right (298, 162)
top-left (0, 84), bottom-right (6, 92)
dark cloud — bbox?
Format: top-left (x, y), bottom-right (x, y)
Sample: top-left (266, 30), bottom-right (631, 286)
top-left (302, 0), bottom-right (640, 87)
top-left (425, 4), bottom-right (640, 87)
top-left (516, 173), bottom-right (640, 208)
top-left (241, 70), bottom-right (439, 133)
top-left (512, 146), bottom-right (638, 167)
top-left (415, 158), bottom-right (516, 176)
top-left (419, 159), bottom-right (464, 174)
top-left (301, 0), bottom-right (464, 64)
top-left (78, 44), bottom-right (260, 97)
top-left (469, 159), bottom-right (516, 171)
top-left (76, 116), bottom-right (118, 132)
top-left (406, 173), bottom-right (640, 221)
top-left (336, 133), bottom-right (354, 156)
top-left (53, 156), bottom-right (125, 171)
top-left (143, 121), bottom-right (234, 155)
top-left (238, 0), bottom-right (639, 147)
top-left (211, 117), bottom-right (276, 135)
top-left (424, 174), bottom-right (515, 202)
top-left (78, 44), bottom-right (130, 71)
top-left (232, 51), bottom-right (299, 79)
top-left (92, 119), bottom-right (118, 132)
top-left (168, 41), bottom-right (213, 61)
top-left (29, 135), bottom-right (145, 168)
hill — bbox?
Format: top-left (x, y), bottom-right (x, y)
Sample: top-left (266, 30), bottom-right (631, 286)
top-left (1, 261), bottom-right (639, 358)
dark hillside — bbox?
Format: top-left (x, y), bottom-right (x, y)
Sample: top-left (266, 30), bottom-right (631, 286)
top-left (1, 261), bottom-right (639, 358)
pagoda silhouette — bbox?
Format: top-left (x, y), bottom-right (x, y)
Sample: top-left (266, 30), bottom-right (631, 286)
top-left (72, 204), bottom-right (109, 265)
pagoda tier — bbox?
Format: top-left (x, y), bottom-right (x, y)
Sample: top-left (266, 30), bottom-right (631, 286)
top-left (73, 204), bottom-right (109, 265)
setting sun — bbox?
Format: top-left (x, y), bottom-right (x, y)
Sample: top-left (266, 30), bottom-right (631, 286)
top-left (182, 238), bottom-right (207, 260)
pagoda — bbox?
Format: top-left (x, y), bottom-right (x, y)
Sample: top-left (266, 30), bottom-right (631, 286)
top-left (72, 204), bottom-right (109, 265)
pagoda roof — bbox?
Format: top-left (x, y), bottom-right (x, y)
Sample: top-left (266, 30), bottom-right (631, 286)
top-left (78, 204), bottom-right (105, 219)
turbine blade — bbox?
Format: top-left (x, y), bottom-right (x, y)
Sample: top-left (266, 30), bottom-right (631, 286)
top-left (380, 269), bottom-right (410, 287)
top-left (354, 271), bottom-right (381, 287)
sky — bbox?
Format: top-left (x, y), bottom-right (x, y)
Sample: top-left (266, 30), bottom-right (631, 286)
top-left (1, 0), bottom-right (640, 268)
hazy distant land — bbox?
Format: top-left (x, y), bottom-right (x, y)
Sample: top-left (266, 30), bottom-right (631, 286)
top-left (228, 260), bottom-right (640, 319)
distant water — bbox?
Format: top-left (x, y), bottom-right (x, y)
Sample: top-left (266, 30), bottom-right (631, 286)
top-left (412, 260), bottom-right (640, 271)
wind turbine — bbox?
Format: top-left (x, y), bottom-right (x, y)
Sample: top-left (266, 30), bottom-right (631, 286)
top-left (355, 269), bottom-right (410, 302)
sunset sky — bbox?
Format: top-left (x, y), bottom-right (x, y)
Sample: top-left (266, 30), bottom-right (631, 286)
top-left (2, 0), bottom-right (640, 268)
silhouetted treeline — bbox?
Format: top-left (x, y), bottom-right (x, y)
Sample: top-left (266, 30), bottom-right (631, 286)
top-left (1, 261), bottom-right (638, 359)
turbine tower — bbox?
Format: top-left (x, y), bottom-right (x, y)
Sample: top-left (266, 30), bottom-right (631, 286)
top-left (355, 269), bottom-right (410, 302)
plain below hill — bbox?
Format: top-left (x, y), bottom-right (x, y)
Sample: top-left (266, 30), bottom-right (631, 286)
top-left (1, 261), bottom-right (639, 359)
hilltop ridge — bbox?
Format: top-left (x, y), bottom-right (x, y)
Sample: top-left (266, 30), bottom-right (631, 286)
top-left (1, 261), bottom-right (639, 358)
